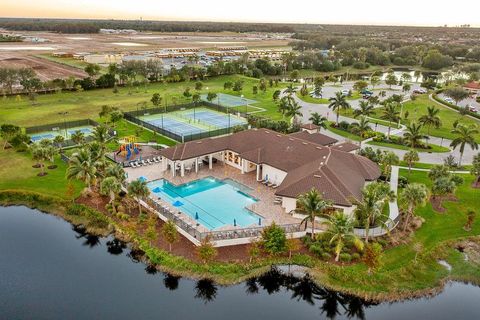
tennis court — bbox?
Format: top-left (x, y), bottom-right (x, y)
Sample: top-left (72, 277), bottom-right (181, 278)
top-left (30, 125), bottom-right (94, 142)
top-left (200, 93), bottom-right (257, 107)
top-left (139, 114), bottom-right (206, 136)
top-left (182, 109), bottom-right (247, 128)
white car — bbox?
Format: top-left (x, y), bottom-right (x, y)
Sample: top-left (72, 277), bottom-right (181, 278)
top-left (341, 89), bottom-right (350, 96)
top-left (413, 88), bottom-right (427, 94)
top-left (444, 97), bottom-right (455, 104)
top-left (467, 105), bottom-right (478, 113)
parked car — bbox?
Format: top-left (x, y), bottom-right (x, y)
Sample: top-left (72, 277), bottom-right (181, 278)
top-left (444, 97), bottom-right (455, 104)
top-left (341, 89), bottom-right (350, 96)
top-left (361, 89), bottom-right (374, 95)
top-left (413, 88), bottom-right (427, 94)
top-left (467, 105), bottom-right (478, 113)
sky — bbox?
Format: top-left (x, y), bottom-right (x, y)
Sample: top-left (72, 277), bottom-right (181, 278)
top-left (1, 0), bottom-right (478, 27)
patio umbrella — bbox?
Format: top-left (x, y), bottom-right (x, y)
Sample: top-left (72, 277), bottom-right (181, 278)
top-left (172, 200), bottom-right (183, 207)
top-left (152, 187), bottom-right (161, 193)
top-left (234, 219), bottom-right (237, 227)
top-left (265, 174), bottom-right (269, 182)
top-left (258, 218), bottom-right (262, 226)
top-left (139, 176), bottom-right (147, 182)
top-left (195, 212), bottom-right (199, 220)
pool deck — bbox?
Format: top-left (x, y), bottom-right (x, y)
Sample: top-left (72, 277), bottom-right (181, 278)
top-left (125, 161), bottom-right (302, 234)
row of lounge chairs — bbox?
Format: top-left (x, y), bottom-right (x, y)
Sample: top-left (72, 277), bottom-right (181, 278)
top-left (130, 157), bottom-right (162, 168)
top-left (260, 178), bottom-right (278, 189)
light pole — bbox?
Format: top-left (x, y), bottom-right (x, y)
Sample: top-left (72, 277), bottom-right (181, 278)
top-left (58, 111), bottom-right (68, 139)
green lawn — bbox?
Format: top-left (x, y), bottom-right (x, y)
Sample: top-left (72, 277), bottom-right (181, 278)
top-left (369, 95), bottom-right (480, 142)
top-left (326, 124), bottom-right (363, 142)
top-left (368, 140), bottom-right (451, 153)
top-left (0, 149), bottom-right (84, 199)
top-left (317, 169), bottom-right (480, 296)
top-left (0, 75), bottom-right (288, 127)
top-left (295, 91), bottom-right (329, 104)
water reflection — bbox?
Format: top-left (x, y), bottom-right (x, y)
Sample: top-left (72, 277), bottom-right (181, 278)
top-left (246, 267), bottom-right (377, 319)
top-left (72, 225), bottom-right (100, 248)
top-left (164, 274), bottom-right (181, 290)
top-left (195, 279), bottom-right (218, 304)
top-left (106, 239), bottom-right (126, 255)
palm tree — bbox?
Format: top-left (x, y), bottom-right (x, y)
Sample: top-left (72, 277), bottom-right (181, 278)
top-left (328, 92), bottom-right (351, 125)
top-left (308, 112), bottom-right (328, 130)
top-left (401, 183), bottom-right (429, 231)
top-left (403, 149), bottom-right (419, 176)
top-left (381, 151), bottom-right (399, 181)
top-left (450, 124), bottom-right (479, 167)
top-left (127, 179), bottom-right (150, 215)
top-left (106, 164), bottom-right (126, 185)
top-left (70, 130), bottom-right (85, 146)
top-left (349, 116), bottom-right (371, 141)
top-left (353, 100), bottom-right (374, 118)
top-left (100, 176), bottom-right (122, 213)
top-left (277, 97), bottom-right (290, 118)
top-left (30, 144), bottom-right (48, 176)
top-left (403, 122), bottom-right (427, 149)
top-left (284, 84), bottom-right (297, 96)
top-left (285, 100), bottom-right (303, 122)
top-left (418, 106), bottom-right (441, 136)
top-left (66, 149), bottom-right (97, 192)
top-left (93, 125), bottom-right (109, 152)
top-left (326, 212), bottom-right (364, 262)
top-left (380, 103), bottom-right (400, 138)
top-left (297, 188), bottom-right (332, 239)
top-left (354, 182), bottom-right (394, 243)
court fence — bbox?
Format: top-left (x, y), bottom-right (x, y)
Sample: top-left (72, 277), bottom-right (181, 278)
top-left (26, 119), bottom-right (114, 148)
top-left (124, 102), bottom-right (249, 143)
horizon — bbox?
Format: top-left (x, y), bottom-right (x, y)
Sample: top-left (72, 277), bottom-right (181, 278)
top-left (2, 0), bottom-right (478, 28)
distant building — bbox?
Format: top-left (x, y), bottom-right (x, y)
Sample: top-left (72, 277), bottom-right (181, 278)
top-left (84, 54), bottom-right (123, 65)
top-left (464, 81), bottom-right (480, 94)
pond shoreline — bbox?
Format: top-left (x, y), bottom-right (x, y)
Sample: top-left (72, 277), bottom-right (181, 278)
top-left (1, 191), bottom-right (478, 304)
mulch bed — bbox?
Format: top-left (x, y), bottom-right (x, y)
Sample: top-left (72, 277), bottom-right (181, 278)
top-left (76, 194), bottom-right (310, 264)
top-left (430, 195), bottom-right (458, 213)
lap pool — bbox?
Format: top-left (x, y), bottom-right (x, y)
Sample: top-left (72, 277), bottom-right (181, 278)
top-left (147, 177), bottom-right (261, 230)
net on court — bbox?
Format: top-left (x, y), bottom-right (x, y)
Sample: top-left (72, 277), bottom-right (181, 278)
top-left (200, 93), bottom-right (257, 107)
top-left (30, 126), bottom-right (94, 143)
top-left (140, 114), bottom-right (206, 136)
top-left (182, 109), bottom-right (247, 129)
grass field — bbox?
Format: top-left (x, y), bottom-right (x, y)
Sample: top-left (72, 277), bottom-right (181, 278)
top-left (368, 140), bottom-right (451, 153)
top-left (368, 95), bottom-right (480, 142)
top-left (0, 75), bottom-right (287, 127)
top-left (317, 169), bottom-right (480, 296)
top-left (0, 149), bottom-right (84, 199)
top-left (295, 91), bottom-right (329, 104)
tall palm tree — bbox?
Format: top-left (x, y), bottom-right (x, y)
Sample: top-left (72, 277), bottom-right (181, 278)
top-left (285, 100), bottom-right (303, 122)
top-left (326, 212), bottom-right (364, 262)
top-left (297, 188), bottom-right (332, 239)
top-left (403, 149), bottom-right (419, 176)
top-left (66, 149), bottom-right (97, 192)
top-left (93, 125), bottom-right (109, 153)
top-left (418, 106), bottom-right (441, 136)
top-left (380, 103), bottom-right (400, 138)
top-left (127, 179), bottom-right (150, 215)
top-left (354, 182), bottom-right (394, 243)
top-left (277, 97), bottom-right (290, 118)
top-left (450, 124), bottom-right (479, 166)
top-left (353, 100), bottom-right (374, 118)
top-left (30, 144), bottom-right (48, 176)
top-left (381, 151), bottom-right (399, 181)
top-left (401, 183), bottom-right (429, 231)
top-left (101, 176), bottom-right (122, 213)
top-left (328, 92), bottom-right (351, 125)
top-left (403, 122), bottom-right (427, 149)
top-left (308, 112), bottom-right (328, 130)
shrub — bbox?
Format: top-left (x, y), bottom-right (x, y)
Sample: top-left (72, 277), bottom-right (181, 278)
top-left (261, 222), bottom-right (287, 255)
top-left (398, 176), bottom-right (409, 188)
top-left (339, 253), bottom-right (352, 263)
top-left (321, 252), bottom-right (332, 260)
top-left (308, 243), bottom-right (323, 256)
top-left (352, 253), bottom-right (361, 261)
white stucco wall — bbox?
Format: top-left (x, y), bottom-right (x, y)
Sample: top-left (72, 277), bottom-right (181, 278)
top-left (282, 197), bottom-right (297, 213)
top-left (262, 165), bottom-right (287, 185)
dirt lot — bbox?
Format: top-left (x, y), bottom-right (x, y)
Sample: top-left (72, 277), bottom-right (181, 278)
top-left (0, 52), bottom-right (87, 81)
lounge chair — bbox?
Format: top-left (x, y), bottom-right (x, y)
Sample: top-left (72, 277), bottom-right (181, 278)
top-left (154, 157), bottom-right (160, 163)
top-left (141, 160), bottom-right (147, 166)
top-left (271, 184), bottom-right (278, 189)
top-left (130, 162), bottom-right (136, 168)
top-left (147, 159), bottom-right (152, 165)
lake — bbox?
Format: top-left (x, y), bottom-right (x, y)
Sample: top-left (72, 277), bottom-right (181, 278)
top-left (1, 206), bottom-right (479, 320)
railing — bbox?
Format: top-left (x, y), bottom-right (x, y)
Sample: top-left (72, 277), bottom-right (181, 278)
top-left (353, 214), bottom-right (401, 238)
top-left (145, 197), bottom-right (304, 242)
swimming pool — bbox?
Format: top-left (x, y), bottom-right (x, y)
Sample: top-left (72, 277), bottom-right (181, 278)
top-left (147, 177), bottom-right (261, 230)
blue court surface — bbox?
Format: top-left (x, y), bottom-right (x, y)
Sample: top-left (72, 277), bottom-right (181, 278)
top-left (30, 126), bottom-right (94, 143)
top-left (139, 108), bottom-right (247, 137)
top-left (200, 93), bottom-right (257, 107)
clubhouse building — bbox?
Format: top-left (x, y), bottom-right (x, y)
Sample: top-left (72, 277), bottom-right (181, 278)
top-left (158, 127), bottom-right (380, 214)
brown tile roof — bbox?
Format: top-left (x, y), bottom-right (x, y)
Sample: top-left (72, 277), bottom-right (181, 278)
top-left (464, 81), bottom-right (480, 90)
top-left (288, 131), bottom-right (338, 146)
top-left (159, 129), bottom-right (380, 207)
top-left (301, 123), bottom-right (320, 130)
top-left (331, 141), bottom-right (360, 153)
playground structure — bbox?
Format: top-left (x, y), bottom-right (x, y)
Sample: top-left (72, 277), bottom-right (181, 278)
top-left (117, 136), bottom-right (140, 161)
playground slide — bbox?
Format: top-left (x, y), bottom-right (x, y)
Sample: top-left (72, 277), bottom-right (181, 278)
top-left (126, 147), bottom-right (132, 161)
